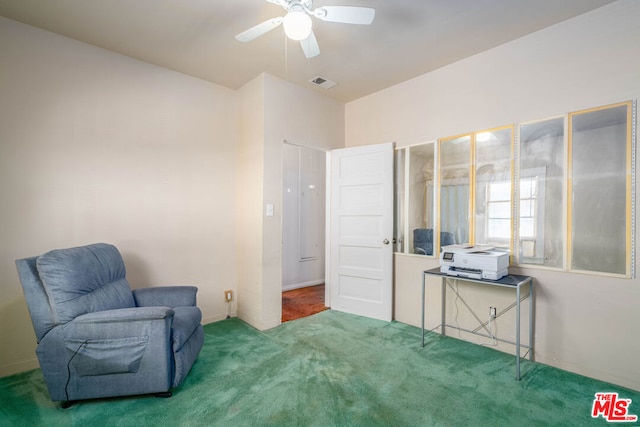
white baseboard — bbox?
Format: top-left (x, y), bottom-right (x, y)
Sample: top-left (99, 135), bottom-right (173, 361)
top-left (282, 279), bottom-right (324, 292)
top-left (202, 311), bottom-right (237, 325)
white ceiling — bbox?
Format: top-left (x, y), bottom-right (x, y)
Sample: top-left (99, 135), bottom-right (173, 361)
top-left (0, 0), bottom-right (615, 102)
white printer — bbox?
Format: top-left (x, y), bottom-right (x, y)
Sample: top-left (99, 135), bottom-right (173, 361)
top-left (439, 245), bottom-right (509, 280)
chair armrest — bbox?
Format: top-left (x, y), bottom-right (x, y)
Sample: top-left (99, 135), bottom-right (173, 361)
top-left (64, 307), bottom-right (174, 348)
top-left (73, 306), bottom-right (174, 324)
top-left (133, 286), bottom-right (198, 308)
top-left (61, 307), bottom-right (176, 381)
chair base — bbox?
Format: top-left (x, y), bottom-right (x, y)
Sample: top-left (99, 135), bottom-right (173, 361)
top-left (60, 390), bottom-right (172, 407)
top-left (154, 391), bottom-right (173, 398)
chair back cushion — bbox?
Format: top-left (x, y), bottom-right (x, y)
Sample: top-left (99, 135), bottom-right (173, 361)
top-left (36, 243), bottom-right (135, 324)
top-left (413, 228), bottom-right (434, 255)
top-left (441, 231), bottom-right (455, 247)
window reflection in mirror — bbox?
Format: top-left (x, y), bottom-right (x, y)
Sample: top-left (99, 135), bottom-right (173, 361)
top-left (475, 127), bottom-right (513, 252)
top-left (394, 148), bottom-right (406, 253)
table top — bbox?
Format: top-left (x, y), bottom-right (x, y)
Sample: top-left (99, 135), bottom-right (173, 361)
top-left (423, 267), bottom-right (532, 287)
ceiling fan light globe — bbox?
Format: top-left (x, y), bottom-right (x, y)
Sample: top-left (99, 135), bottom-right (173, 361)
top-left (283, 11), bottom-right (312, 40)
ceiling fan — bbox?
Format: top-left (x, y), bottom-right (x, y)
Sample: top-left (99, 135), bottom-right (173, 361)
top-left (235, 0), bottom-right (375, 59)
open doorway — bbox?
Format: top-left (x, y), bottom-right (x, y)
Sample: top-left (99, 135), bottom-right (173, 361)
top-left (282, 143), bottom-right (327, 322)
top-left (282, 284), bottom-right (328, 322)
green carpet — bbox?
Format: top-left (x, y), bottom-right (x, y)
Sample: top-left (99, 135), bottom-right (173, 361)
top-left (0, 310), bottom-right (638, 426)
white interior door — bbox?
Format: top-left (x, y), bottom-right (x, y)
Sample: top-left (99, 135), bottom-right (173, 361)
top-left (328, 142), bottom-right (394, 321)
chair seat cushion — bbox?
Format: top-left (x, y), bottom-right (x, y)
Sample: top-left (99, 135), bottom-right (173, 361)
top-left (171, 306), bottom-right (202, 352)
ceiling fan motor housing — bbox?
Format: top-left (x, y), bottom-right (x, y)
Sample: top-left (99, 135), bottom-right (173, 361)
top-left (285, 0), bottom-right (313, 11)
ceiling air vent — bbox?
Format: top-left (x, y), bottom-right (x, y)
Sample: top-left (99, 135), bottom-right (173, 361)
top-left (309, 76), bottom-right (338, 89)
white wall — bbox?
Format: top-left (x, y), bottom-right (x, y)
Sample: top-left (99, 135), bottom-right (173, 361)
top-left (235, 74), bottom-right (266, 329)
top-left (346, 0), bottom-right (640, 391)
top-left (0, 17), bottom-right (238, 376)
top-left (236, 73), bottom-right (344, 331)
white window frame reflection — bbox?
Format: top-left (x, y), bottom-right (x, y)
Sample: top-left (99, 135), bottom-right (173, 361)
top-left (485, 180), bottom-right (511, 243)
top-left (518, 168), bottom-right (547, 264)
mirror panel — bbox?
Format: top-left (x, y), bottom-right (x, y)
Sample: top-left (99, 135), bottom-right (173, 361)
top-left (439, 135), bottom-right (471, 247)
top-left (570, 104), bottom-right (630, 275)
top-left (474, 127), bottom-right (513, 251)
top-left (519, 118), bottom-right (565, 267)
top-left (408, 143), bottom-right (436, 255)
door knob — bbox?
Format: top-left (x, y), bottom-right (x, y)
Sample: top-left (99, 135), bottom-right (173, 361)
top-left (383, 239), bottom-right (390, 245)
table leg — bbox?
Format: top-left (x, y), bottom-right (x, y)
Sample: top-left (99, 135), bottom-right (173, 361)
top-left (441, 278), bottom-right (446, 336)
top-left (516, 283), bottom-right (521, 381)
top-left (529, 278), bottom-right (534, 361)
top-left (421, 272), bottom-right (426, 347)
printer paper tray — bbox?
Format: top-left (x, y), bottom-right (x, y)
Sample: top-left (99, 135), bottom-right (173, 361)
top-left (440, 266), bottom-right (508, 281)
top-left (444, 266), bottom-right (483, 280)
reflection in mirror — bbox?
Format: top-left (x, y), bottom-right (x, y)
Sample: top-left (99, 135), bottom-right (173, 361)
top-left (519, 118), bottom-right (564, 267)
top-left (439, 135), bottom-right (471, 247)
top-left (394, 148), bottom-right (406, 253)
top-left (570, 103), bottom-right (630, 275)
top-left (475, 127), bottom-right (513, 251)
top-left (408, 143), bottom-right (435, 255)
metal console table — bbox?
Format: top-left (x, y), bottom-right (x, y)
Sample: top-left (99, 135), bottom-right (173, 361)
top-left (421, 267), bottom-right (534, 381)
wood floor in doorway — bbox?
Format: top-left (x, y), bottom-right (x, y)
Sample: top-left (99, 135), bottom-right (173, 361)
top-left (282, 284), bottom-right (328, 322)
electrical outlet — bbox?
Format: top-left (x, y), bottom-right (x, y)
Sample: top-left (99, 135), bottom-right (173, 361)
top-left (490, 306), bottom-right (497, 318)
top-left (225, 290), bottom-right (233, 302)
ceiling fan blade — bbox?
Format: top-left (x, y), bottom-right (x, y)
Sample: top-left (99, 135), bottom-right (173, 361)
top-left (313, 6), bottom-right (375, 25)
top-left (300, 30), bottom-right (320, 58)
top-left (235, 17), bottom-right (283, 42)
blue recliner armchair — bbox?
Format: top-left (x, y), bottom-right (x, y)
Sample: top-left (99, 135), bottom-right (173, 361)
top-left (15, 243), bottom-right (204, 406)
top-left (413, 229), bottom-right (455, 255)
